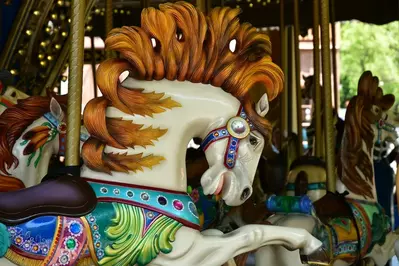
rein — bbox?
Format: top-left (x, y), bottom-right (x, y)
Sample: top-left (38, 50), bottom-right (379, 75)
top-left (43, 112), bottom-right (89, 156)
top-left (201, 106), bottom-right (255, 169)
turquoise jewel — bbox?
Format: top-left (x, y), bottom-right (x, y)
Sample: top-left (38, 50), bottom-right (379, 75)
top-left (0, 223), bottom-right (10, 257)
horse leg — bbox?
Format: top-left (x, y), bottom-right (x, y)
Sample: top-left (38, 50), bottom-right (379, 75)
top-left (151, 224), bottom-right (322, 266)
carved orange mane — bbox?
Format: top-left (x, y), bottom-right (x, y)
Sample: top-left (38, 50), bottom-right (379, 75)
top-left (340, 71), bottom-right (395, 198)
top-left (82, 2), bottom-right (284, 174)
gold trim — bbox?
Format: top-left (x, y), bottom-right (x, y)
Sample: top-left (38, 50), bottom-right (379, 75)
top-left (4, 249), bottom-right (42, 266)
top-left (77, 256), bottom-right (96, 266)
top-left (81, 216), bottom-right (99, 265)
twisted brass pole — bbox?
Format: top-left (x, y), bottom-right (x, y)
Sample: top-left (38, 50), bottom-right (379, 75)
top-left (66, 0), bottom-right (85, 167)
top-left (105, 0), bottom-right (113, 59)
top-left (330, 0), bottom-right (339, 109)
top-left (313, 0), bottom-right (322, 157)
top-left (280, 0), bottom-right (288, 151)
top-left (293, 0), bottom-right (303, 155)
top-left (320, 0), bottom-right (336, 192)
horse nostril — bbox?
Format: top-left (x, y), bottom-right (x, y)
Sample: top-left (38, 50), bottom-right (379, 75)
top-left (241, 187), bottom-right (251, 200)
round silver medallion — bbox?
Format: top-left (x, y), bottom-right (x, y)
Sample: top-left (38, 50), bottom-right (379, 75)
top-left (226, 116), bottom-right (250, 139)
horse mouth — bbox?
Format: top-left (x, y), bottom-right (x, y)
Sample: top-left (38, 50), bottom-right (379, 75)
top-left (214, 175), bottom-right (224, 195)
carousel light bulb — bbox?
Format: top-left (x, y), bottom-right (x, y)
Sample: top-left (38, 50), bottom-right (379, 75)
top-left (57, 0), bottom-right (64, 6)
top-left (114, 9), bottom-right (118, 13)
top-left (100, 12), bottom-right (104, 16)
top-left (95, 9), bottom-right (101, 14)
top-left (40, 41), bottom-right (47, 47)
top-left (257, 0), bottom-right (261, 2)
top-left (249, 3), bottom-right (253, 7)
top-left (88, 16), bottom-right (92, 21)
top-left (126, 10), bottom-right (131, 15)
top-left (61, 32), bottom-right (68, 37)
top-left (45, 27), bottom-right (51, 33)
top-left (10, 69), bottom-right (17, 75)
top-left (33, 10), bottom-right (41, 16)
top-left (38, 54), bottom-right (45, 59)
top-left (51, 14), bottom-right (58, 20)
top-left (47, 55), bottom-right (53, 61)
top-left (40, 61), bottom-right (47, 67)
top-left (68, 18), bottom-right (71, 23)
top-left (60, 14), bottom-right (66, 20)
top-left (262, 2), bottom-right (266, 5)
top-left (55, 44), bottom-right (62, 50)
top-left (26, 29), bottom-right (32, 36)
top-left (86, 25), bottom-right (93, 31)
top-left (120, 10), bottom-right (125, 14)
top-left (236, 5), bottom-right (240, 8)
top-left (18, 49), bottom-right (25, 55)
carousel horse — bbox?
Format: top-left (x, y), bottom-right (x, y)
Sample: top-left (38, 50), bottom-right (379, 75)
top-left (258, 71), bottom-right (399, 266)
top-left (374, 107), bottom-right (399, 220)
top-left (0, 3), bottom-right (321, 266)
top-left (0, 96), bottom-right (89, 191)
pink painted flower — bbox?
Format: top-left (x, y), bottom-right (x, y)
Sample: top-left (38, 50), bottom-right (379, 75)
top-left (190, 189), bottom-right (200, 203)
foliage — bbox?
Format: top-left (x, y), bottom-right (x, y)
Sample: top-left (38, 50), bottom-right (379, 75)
top-left (340, 21), bottom-right (399, 107)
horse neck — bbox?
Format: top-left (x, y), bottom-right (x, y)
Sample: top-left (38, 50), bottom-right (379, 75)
top-left (81, 79), bottom-right (240, 192)
top-left (8, 116), bottom-right (59, 188)
top-left (337, 123), bottom-right (377, 202)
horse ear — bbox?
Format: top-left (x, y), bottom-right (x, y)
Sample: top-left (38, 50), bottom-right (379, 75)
top-left (50, 97), bottom-right (64, 121)
top-left (256, 93), bottom-right (269, 117)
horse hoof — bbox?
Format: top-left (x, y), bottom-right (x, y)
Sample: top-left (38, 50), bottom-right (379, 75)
top-left (0, 223), bottom-right (10, 257)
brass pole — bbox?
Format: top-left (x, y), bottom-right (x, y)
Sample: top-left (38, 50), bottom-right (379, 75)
top-left (313, 0), bottom-right (322, 157)
top-left (330, 0), bottom-right (339, 109)
top-left (293, 0), bottom-right (303, 155)
top-left (65, 0), bottom-right (85, 167)
top-left (280, 0), bottom-right (288, 150)
top-left (41, 0), bottom-right (96, 96)
top-left (320, 0), bottom-right (336, 192)
top-left (105, 0), bottom-right (113, 59)
top-left (90, 35), bottom-right (98, 98)
top-left (196, 0), bottom-right (207, 13)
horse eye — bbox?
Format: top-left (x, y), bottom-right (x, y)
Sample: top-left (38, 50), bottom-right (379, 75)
top-left (249, 135), bottom-right (258, 146)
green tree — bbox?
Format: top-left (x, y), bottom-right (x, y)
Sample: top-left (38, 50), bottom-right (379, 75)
top-left (340, 21), bottom-right (399, 105)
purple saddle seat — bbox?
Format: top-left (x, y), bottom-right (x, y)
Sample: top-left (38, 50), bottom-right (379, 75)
top-left (0, 175), bottom-right (97, 225)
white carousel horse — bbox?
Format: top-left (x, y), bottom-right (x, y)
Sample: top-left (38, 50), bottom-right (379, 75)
top-left (257, 71), bottom-right (399, 266)
top-left (0, 2), bottom-right (321, 266)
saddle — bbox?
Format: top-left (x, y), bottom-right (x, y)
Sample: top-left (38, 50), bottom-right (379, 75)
top-left (0, 175), bottom-right (97, 225)
top-left (313, 191), bottom-right (354, 224)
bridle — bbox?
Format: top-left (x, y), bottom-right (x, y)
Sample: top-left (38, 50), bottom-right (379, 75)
top-left (43, 112), bottom-right (89, 156)
top-left (201, 106), bottom-right (256, 169)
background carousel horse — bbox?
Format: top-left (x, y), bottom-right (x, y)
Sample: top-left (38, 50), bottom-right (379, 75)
top-left (0, 95), bottom-right (89, 191)
top-left (258, 71), bottom-right (399, 266)
top-left (0, 3), bottom-right (321, 266)
top-left (374, 107), bottom-right (399, 221)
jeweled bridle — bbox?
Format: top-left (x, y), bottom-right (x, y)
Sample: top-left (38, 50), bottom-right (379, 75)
top-left (201, 106), bottom-right (256, 169)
